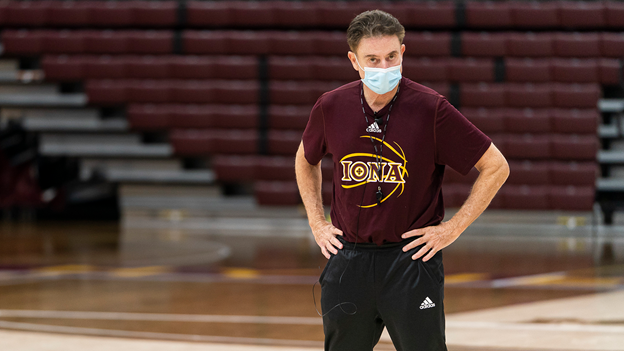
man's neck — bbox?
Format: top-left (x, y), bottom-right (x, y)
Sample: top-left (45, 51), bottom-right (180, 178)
top-left (363, 84), bottom-right (399, 113)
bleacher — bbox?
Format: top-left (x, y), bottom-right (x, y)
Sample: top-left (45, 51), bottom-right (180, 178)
top-left (0, 0), bottom-right (622, 219)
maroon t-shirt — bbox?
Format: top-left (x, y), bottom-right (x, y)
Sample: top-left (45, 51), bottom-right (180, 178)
top-left (302, 77), bottom-right (492, 245)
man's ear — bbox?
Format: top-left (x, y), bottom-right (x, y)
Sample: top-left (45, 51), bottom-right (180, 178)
top-left (347, 51), bottom-right (359, 72)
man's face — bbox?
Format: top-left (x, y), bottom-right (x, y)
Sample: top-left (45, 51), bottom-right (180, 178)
top-left (348, 35), bottom-right (405, 80)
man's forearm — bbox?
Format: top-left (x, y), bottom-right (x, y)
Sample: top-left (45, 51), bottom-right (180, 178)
top-left (295, 147), bottom-right (326, 229)
top-left (447, 165), bottom-right (509, 237)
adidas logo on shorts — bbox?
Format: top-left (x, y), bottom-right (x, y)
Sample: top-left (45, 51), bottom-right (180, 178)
top-left (419, 297), bottom-right (436, 310)
top-left (366, 122), bottom-right (382, 133)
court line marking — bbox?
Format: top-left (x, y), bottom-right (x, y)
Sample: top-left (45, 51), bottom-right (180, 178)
top-left (2, 310), bottom-right (624, 334)
top-left (0, 320), bottom-right (323, 348)
top-left (0, 310), bottom-right (323, 325)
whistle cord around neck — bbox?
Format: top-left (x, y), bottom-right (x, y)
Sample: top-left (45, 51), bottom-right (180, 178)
top-left (361, 82), bottom-right (400, 206)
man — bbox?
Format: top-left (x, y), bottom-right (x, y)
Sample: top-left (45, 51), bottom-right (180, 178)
top-left (294, 10), bottom-right (509, 351)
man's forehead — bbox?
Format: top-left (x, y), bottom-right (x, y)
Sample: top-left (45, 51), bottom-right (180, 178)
top-left (357, 36), bottom-right (401, 57)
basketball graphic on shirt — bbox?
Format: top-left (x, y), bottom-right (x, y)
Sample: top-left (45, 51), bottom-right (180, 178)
top-left (339, 135), bottom-right (408, 208)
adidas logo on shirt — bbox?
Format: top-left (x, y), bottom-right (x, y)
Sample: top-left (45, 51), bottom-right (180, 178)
top-left (366, 122), bottom-right (382, 133)
top-left (420, 297), bottom-right (436, 310)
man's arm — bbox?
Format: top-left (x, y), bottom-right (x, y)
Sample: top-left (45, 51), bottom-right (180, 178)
top-left (295, 141), bottom-right (343, 259)
top-left (401, 142), bottom-right (510, 261)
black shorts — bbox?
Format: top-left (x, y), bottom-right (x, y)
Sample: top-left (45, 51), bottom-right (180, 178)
top-left (319, 235), bottom-right (447, 351)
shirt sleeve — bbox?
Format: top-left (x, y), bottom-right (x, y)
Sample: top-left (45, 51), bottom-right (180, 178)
top-left (434, 96), bottom-right (492, 176)
top-left (301, 96), bottom-right (327, 165)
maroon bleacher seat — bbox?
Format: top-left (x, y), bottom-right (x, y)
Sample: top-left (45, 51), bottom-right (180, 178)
top-left (47, 1), bottom-right (93, 27)
top-left (4, 0), bottom-right (50, 26)
top-left (230, 1), bottom-right (275, 27)
top-left (267, 130), bottom-right (302, 155)
top-left (41, 55), bottom-right (86, 81)
top-left (311, 31), bottom-right (351, 56)
top-left (510, 1), bottom-right (559, 28)
top-left (254, 181), bottom-right (300, 206)
top-left (41, 29), bottom-right (85, 54)
top-left (599, 59), bottom-right (622, 85)
top-left (85, 79), bottom-right (128, 105)
top-left (1, 29), bottom-right (44, 54)
top-left (269, 105), bottom-right (311, 130)
top-left (507, 160), bottom-right (550, 185)
top-left (84, 55), bottom-right (127, 79)
top-left (84, 30), bottom-right (131, 54)
top-left (441, 184), bottom-right (462, 208)
top-left (551, 134), bottom-right (598, 160)
top-left (502, 185), bottom-right (550, 210)
top-left (551, 109), bottom-right (599, 134)
top-left (125, 55), bottom-right (172, 79)
top-left (465, 1), bottom-right (513, 28)
top-left (170, 129), bottom-right (217, 155)
top-left (183, 31), bottom-right (228, 55)
top-left (460, 83), bottom-right (506, 107)
top-left (127, 103), bottom-right (172, 130)
top-left (554, 32), bottom-right (601, 57)
top-left (170, 56), bottom-right (215, 79)
top-left (461, 32), bottom-right (507, 57)
top-left (559, 1), bottom-right (605, 29)
top-left (504, 108), bottom-right (552, 133)
top-left (504, 134), bottom-right (551, 159)
top-left (505, 58), bottom-right (552, 82)
top-left (489, 134), bottom-right (507, 155)
top-left (127, 30), bottom-right (173, 54)
top-left (605, 1), bottom-right (624, 28)
top-left (186, 1), bottom-right (231, 27)
top-left (274, 1), bottom-right (320, 28)
top-left (269, 57), bottom-right (314, 80)
top-left (215, 105), bottom-right (259, 129)
top-left (549, 185), bottom-right (595, 211)
top-left (403, 32), bottom-right (451, 57)
top-left (128, 79), bottom-right (172, 103)
top-left (214, 81), bottom-right (259, 104)
top-left (214, 129), bottom-right (258, 154)
top-left (89, 1), bottom-right (134, 27)
top-left (269, 32), bottom-right (316, 55)
top-left (213, 155), bottom-right (259, 182)
top-left (552, 83), bottom-right (601, 108)
top-left (506, 32), bottom-right (554, 57)
top-left (228, 31), bottom-right (271, 55)
top-left (169, 104), bottom-right (217, 129)
top-left (213, 56), bottom-right (258, 80)
top-left (550, 161), bottom-right (597, 186)
top-left (600, 32), bottom-right (624, 58)
top-left (403, 57), bottom-right (449, 82)
top-left (449, 58), bottom-right (494, 82)
top-left (270, 81), bottom-right (318, 105)
top-left (459, 107), bottom-right (506, 133)
top-left (317, 1), bottom-right (363, 27)
top-left (551, 58), bottom-right (599, 83)
top-left (313, 57), bottom-right (357, 82)
top-left (133, 1), bottom-right (178, 27)
top-left (256, 156), bottom-right (296, 181)
top-left (505, 83), bottom-right (553, 108)
top-left (171, 80), bottom-right (215, 103)
top-left (409, 1), bottom-right (456, 28)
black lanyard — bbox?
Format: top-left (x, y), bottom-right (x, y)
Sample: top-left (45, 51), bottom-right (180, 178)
top-left (359, 82), bottom-right (400, 206)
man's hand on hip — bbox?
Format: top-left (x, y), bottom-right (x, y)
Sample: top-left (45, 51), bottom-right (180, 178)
top-left (312, 221), bottom-right (344, 259)
top-left (401, 221), bottom-right (460, 262)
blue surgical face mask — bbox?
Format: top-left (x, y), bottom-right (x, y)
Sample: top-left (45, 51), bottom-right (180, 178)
top-left (355, 55), bottom-right (403, 95)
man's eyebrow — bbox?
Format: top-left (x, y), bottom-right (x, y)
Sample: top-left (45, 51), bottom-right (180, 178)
top-left (364, 51), bottom-right (399, 58)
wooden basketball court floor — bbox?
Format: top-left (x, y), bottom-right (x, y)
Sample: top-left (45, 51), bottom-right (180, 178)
top-left (1, 206), bottom-right (624, 351)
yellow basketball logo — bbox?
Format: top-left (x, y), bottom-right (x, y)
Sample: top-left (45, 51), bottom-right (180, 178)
top-left (339, 136), bottom-right (409, 208)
